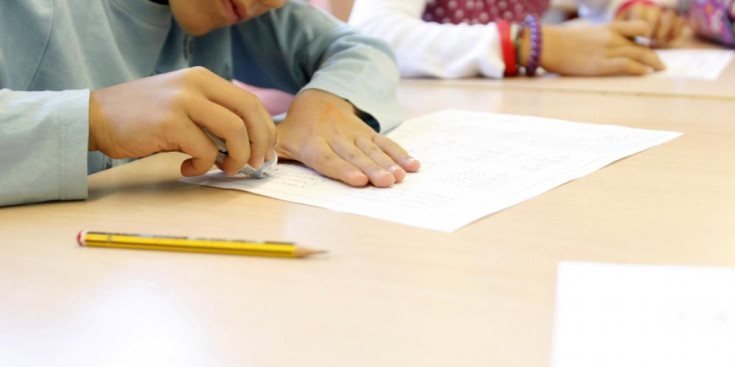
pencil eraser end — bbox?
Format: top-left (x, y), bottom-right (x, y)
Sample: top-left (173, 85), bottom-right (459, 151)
top-left (77, 230), bottom-right (86, 246)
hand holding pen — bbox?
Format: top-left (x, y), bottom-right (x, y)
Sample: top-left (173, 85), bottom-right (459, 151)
top-left (540, 21), bottom-right (665, 76)
top-left (615, 0), bottom-right (687, 48)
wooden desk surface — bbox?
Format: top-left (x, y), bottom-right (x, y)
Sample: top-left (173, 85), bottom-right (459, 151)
top-left (2, 84), bottom-right (735, 366)
top-left (426, 40), bottom-right (735, 100)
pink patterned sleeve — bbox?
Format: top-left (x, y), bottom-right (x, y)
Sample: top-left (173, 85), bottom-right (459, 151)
top-left (679, 0), bottom-right (735, 46)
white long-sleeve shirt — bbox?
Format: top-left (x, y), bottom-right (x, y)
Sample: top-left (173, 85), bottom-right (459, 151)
top-left (349, 0), bottom-right (507, 78)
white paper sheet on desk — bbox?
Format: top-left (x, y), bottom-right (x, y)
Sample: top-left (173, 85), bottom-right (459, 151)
top-left (181, 109), bottom-right (681, 232)
top-left (653, 49), bottom-right (734, 80)
top-left (552, 262), bottom-right (735, 367)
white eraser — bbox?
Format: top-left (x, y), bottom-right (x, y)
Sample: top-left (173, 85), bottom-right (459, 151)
top-left (205, 129), bottom-right (277, 178)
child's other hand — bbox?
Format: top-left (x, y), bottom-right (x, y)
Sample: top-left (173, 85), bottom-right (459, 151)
top-left (275, 89), bottom-right (420, 188)
top-left (614, 2), bottom-right (686, 47)
top-left (89, 67), bottom-right (277, 177)
top-left (540, 21), bottom-right (665, 76)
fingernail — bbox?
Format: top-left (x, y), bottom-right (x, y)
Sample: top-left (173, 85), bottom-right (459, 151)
top-left (403, 157), bottom-right (420, 167)
top-left (377, 169), bottom-right (396, 187)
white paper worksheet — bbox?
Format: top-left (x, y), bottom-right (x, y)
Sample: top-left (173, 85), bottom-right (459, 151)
top-left (653, 49), bottom-right (734, 80)
top-left (552, 262), bottom-right (735, 367)
top-left (181, 110), bottom-right (681, 232)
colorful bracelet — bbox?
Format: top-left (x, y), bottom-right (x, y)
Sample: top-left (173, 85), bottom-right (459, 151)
top-left (497, 20), bottom-right (517, 76)
top-left (523, 15), bottom-right (542, 77)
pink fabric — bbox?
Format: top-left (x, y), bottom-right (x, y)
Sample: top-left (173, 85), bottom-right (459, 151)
top-left (308, 0), bottom-right (330, 10)
top-left (233, 80), bottom-right (293, 116)
top-left (422, 0), bottom-right (550, 24)
top-left (680, 0), bottom-right (735, 47)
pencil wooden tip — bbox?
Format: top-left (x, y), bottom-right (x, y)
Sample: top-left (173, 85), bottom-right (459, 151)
top-left (296, 248), bottom-right (328, 258)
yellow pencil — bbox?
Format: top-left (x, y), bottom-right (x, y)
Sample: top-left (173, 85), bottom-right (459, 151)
top-left (77, 231), bottom-right (325, 258)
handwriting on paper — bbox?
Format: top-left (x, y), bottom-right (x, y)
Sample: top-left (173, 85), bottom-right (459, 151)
top-left (183, 110), bottom-right (681, 232)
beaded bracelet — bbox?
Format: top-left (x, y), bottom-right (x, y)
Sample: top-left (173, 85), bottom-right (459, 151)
top-left (523, 14), bottom-right (542, 77)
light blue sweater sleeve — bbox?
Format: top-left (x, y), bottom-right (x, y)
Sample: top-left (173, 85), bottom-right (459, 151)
top-left (0, 89), bottom-right (89, 206)
top-left (0, 0), bottom-right (169, 207)
top-left (231, 1), bottom-right (404, 132)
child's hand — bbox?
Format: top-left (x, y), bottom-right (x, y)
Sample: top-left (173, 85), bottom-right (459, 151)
top-left (614, 2), bottom-right (686, 46)
top-left (275, 89), bottom-right (420, 188)
top-left (88, 67), bottom-right (277, 177)
top-left (540, 21), bottom-right (665, 76)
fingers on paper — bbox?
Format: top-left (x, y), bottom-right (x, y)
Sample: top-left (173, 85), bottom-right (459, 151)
top-left (304, 142), bottom-right (370, 187)
top-left (355, 135), bottom-right (406, 184)
top-left (332, 137), bottom-right (395, 188)
top-left (371, 135), bottom-right (421, 173)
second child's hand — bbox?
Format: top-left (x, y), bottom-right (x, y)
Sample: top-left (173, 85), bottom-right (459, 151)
top-left (522, 21), bottom-right (666, 76)
top-left (615, 2), bottom-right (686, 47)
